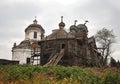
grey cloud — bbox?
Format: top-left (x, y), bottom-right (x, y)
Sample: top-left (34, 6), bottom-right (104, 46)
top-left (0, 0), bottom-right (120, 60)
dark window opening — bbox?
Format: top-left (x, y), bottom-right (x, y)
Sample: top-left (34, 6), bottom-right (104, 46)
top-left (26, 57), bottom-right (30, 64)
top-left (61, 44), bottom-right (65, 49)
top-left (34, 32), bottom-right (37, 38)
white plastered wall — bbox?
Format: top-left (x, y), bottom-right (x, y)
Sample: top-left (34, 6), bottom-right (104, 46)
top-left (12, 48), bottom-right (31, 64)
top-left (25, 28), bottom-right (42, 41)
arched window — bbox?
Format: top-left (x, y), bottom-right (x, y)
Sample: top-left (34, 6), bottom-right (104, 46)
top-left (34, 32), bottom-right (37, 38)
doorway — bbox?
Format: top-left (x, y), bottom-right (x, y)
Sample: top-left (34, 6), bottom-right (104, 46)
top-left (61, 44), bottom-right (65, 49)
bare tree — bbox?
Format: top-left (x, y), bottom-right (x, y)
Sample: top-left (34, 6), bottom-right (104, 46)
top-left (95, 28), bottom-right (115, 66)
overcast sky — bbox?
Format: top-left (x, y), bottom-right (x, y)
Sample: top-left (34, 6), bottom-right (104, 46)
top-left (0, 0), bottom-right (120, 60)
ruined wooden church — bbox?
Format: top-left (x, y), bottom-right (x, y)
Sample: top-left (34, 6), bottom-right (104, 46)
top-left (12, 16), bottom-right (101, 67)
top-left (39, 17), bottom-right (101, 67)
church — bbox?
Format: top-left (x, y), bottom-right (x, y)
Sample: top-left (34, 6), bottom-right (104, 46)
top-left (12, 17), bottom-right (101, 67)
top-left (12, 18), bottom-right (45, 64)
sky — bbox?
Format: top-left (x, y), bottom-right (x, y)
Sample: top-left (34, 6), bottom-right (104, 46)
top-left (0, 0), bottom-right (120, 60)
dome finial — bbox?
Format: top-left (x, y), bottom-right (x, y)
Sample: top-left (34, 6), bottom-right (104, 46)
top-left (74, 20), bottom-right (77, 26)
top-left (33, 16), bottom-right (37, 24)
top-left (84, 20), bottom-right (88, 25)
top-left (59, 16), bottom-right (65, 29)
top-left (61, 16), bottom-right (63, 22)
top-left (35, 16), bottom-right (37, 19)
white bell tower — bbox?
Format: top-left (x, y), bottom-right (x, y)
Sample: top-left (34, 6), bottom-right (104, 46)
top-left (12, 18), bottom-right (45, 64)
top-left (25, 18), bottom-right (45, 41)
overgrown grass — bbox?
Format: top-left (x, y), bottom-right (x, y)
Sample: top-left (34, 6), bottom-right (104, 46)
top-left (0, 65), bottom-right (119, 84)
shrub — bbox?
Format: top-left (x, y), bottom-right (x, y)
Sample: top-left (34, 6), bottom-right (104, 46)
top-left (101, 70), bottom-right (119, 84)
top-left (0, 65), bottom-right (119, 84)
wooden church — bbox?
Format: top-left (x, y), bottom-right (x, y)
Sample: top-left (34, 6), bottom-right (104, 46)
top-left (38, 17), bottom-right (101, 67)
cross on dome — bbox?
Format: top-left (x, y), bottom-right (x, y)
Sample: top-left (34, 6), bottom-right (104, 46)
top-left (74, 20), bottom-right (77, 26)
top-left (61, 16), bottom-right (63, 22)
top-left (84, 20), bottom-right (88, 25)
top-left (33, 16), bottom-right (37, 24)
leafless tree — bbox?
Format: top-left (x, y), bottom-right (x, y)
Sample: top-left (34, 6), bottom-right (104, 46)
top-left (95, 28), bottom-right (115, 66)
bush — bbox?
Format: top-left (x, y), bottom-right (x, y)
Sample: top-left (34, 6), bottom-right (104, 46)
top-left (0, 65), bottom-right (119, 84)
top-left (101, 70), bottom-right (119, 84)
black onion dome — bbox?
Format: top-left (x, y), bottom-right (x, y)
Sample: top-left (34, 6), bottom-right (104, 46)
top-left (59, 22), bottom-right (65, 27)
top-left (77, 24), bottom-right (88, 32)
top-left (70, 25), bottom-right (78, 32)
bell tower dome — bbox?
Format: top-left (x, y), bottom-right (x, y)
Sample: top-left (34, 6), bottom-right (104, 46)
top-left (25, 17), bottom-right (45, 41)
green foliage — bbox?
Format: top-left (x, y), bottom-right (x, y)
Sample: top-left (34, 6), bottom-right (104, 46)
top-left (7, 65), bottom-right (39, 80)
top-left (110, 57), bottom-right (117, 67)
top-left (0, 65), bottom-right (119, 84)
top-left (117, 60), bottom-right (120, 68)
top-left (101, 70), bottom-right (119, 84)
top-left (110, 57), bottom-right (120, 68)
